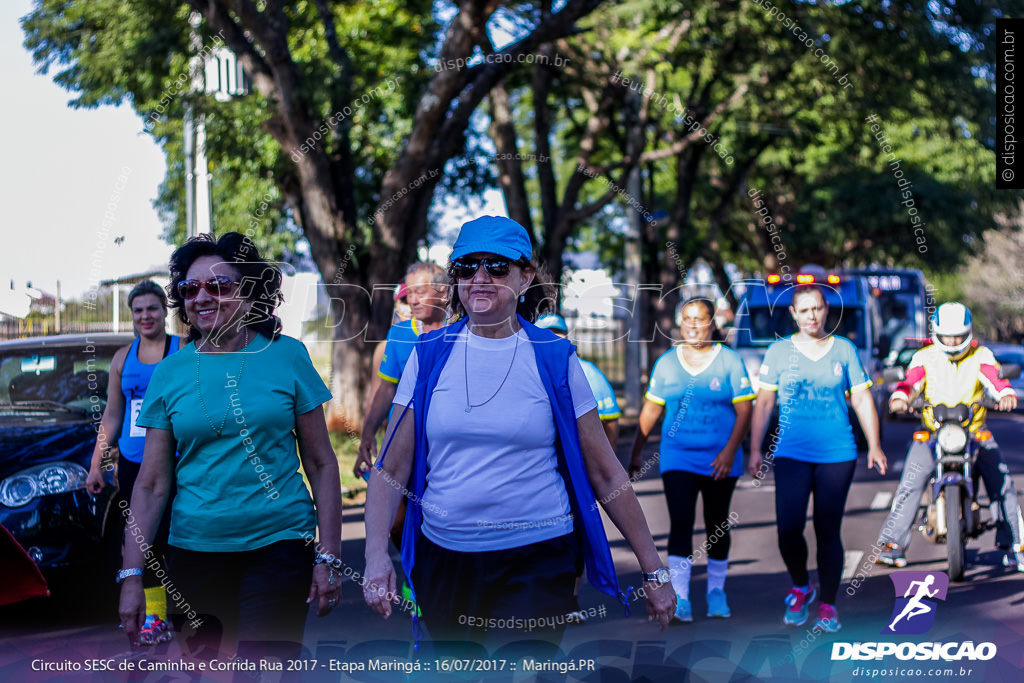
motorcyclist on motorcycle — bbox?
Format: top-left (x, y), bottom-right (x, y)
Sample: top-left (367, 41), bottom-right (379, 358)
top-left (875, 302), bottom-right (1024, 571)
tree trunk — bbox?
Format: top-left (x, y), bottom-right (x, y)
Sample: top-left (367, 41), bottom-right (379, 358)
top-left (488, 80), bottom-right (533, 233)
top-left (651, 144), bottom-right (704, 359)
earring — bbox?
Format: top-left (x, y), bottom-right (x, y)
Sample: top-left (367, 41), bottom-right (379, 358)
top-left (519, 294), bottom-right (525, 302)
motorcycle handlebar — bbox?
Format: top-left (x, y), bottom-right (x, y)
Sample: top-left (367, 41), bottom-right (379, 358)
top-left (902, 397), bottom-right (998, 417)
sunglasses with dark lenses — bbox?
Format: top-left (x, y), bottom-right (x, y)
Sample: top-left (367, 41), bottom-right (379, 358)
top-left (177, 276), bottom-right (240, 300)
top-left (451, 257), bottom-right (514, 280)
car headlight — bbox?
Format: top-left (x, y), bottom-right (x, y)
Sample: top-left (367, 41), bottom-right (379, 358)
top-left (936, 424), bottom-right (968, 454)
top-left (0, 462), bottom-right (88, 507)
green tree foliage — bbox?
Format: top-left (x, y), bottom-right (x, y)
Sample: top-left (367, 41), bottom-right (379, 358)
top-left (482, 0), bottom-right (1021, 359)
top-left (23, 0), bottom-right (604, 423)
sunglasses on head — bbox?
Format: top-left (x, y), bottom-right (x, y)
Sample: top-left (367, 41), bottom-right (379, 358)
top-left (177, 276), bottom-right (240, 300)
top-left (451, 257), bottom-right (515, 280)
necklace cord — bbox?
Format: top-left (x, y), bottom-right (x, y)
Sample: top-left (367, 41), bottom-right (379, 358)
top-left (197, 328), bottom-right (249, 436)
top-left (464, 329), bottom-right (520, 412)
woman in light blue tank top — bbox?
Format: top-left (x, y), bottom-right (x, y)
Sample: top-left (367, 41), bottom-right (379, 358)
top-left (86, 280), bottom-right (181, 644)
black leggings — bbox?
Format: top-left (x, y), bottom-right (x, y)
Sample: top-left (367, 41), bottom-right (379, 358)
top-left (662, 470), bottom-right (738, 560)
top-left (774, 457), bottom-right (856, 605)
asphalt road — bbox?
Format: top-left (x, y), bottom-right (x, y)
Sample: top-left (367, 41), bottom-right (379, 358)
top-left (2, 414), bottom-right (1023, 683)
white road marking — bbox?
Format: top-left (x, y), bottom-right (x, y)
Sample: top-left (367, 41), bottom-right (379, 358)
top-left (870, 491), bottom-right (893, 510)
top-left (841, 551), bottom-right (864, 581)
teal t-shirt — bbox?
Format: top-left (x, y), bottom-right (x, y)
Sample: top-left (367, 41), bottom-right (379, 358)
top-left (757, 335), bottom-right (871, 463)
top-left (137, 333), bottom-right (332, 551)
top-left (646, 344), bottom-right (754, 477)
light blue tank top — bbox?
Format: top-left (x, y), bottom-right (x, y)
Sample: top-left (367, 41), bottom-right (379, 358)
top-left (117, 335), bottom-right (180, 463)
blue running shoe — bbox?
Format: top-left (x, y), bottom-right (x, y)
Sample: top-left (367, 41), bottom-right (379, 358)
top-left (815, 603), bottom-right (841, 633)
top-left (706, 588), bottom-right (731, 618)
top-left (673, 597), bottom-right (693, 623)
top-left (783, 586), bottom-right (816, 626)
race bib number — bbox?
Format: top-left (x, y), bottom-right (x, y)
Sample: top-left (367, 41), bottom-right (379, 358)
top-left (129, 398), bottom-right (146, 438)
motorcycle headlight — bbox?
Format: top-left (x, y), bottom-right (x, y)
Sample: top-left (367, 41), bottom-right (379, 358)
top-left (0, 462), bottom-right (88, 507)
top-left (936, 424), bottom-right (968, 454)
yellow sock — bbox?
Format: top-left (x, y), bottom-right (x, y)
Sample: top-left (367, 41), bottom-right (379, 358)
top-left (144, 586), bottom-right (168, 622)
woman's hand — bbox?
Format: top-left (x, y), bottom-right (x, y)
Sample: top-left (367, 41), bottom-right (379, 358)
top-left (119, 578), bottom-right (147, 647)
top-left (627, 454), bottom-right (645, 480)
top-left (354, 436), bottom-right (376, 478)
top-left (362, 553), bottom-right (398, 618)
top-left (710, 449), bottom-right (736, 480)
top-left (867, 446), bottom-right (887, 476)
top-left (643, 581), bottom-right (676, 631)
top-left (86, 463), bottom-right (107, 495)
top-left (747, 449), bottom-right (764, 479)
top-left (307, 563), bottom-right (342, 617)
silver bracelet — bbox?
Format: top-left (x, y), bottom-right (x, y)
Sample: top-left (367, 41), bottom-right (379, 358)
top-left (314, 552), bottom-right (342, 568)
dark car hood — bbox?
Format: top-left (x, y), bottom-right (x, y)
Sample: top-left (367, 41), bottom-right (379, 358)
top-left (0, 418), bottom-right (96, 477)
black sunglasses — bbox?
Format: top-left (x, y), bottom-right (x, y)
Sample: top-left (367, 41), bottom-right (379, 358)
top-left (177, 276), bottom-right (240, 300)
top-left (451, 257), bottom-right (515, 280)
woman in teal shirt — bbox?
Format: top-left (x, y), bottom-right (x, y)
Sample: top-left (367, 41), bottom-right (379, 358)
top-left (629, 297), bottom-right (754, 623)
top-left (749, 284), bottom-right (886, 634)
top-left (117, 233), bottom-right (342, 659)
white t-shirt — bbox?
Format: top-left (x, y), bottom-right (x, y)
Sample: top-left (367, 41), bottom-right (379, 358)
top-left (394, 327), bottom-right (598, 551)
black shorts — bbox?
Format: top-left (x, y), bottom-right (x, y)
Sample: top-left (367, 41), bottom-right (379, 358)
top-left (411, 531), bottom-right (580, 643)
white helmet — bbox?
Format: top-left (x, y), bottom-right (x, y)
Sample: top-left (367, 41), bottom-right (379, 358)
top-left (930, 302), bottom-right (973, 356)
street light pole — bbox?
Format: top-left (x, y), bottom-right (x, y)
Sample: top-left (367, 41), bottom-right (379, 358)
top-left (185, 12), bottom-right (213, 237)
top-left (624, 88), bottom-right (646, 418)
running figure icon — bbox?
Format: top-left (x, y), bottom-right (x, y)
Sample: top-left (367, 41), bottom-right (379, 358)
top-left (888, 574), bottom-right (939, 631)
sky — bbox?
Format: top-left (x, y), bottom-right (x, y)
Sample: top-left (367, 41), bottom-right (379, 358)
top-left (0, 0), bottom-right (174, 300)
top-left (0, 0), bottom-right (506, 307)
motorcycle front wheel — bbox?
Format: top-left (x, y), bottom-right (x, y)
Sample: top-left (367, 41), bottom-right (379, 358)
top-left (946, 489), bottom-right (966, 581)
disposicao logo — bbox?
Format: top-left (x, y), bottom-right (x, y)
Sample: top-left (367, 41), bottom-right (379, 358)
top-left (831, 571), bottom-right (997, 662)
top-left (884, 571), bottom-right (947, 635)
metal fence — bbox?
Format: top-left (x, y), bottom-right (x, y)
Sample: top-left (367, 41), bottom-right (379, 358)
top-left (0, 292), bottom-right (133, 341)
top-left (563, 313), bottom-right (627, 389)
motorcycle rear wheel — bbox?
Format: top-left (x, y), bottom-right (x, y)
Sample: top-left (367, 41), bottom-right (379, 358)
top-left (946, 489), bottom-right (966, 581)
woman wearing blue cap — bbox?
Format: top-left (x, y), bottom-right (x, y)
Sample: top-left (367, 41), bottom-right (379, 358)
top-left (363, 216), bottom-right (674, 641)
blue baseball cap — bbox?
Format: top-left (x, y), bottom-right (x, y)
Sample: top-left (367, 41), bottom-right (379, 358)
top-left (450, 216), bottom-right (533, 262)
top-left (535, 314), bottom-right (568, 334)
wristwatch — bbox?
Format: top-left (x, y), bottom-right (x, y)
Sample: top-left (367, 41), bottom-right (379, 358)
top-left (642, 566), bottom-right (671, 585)
top-left (116, 568), bottom-right (144, 584)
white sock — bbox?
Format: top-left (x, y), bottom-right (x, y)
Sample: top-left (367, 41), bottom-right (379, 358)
top-left (668, 555), bottom-right (691, 600)
top-left (707, 558), bottom-right (728, 593)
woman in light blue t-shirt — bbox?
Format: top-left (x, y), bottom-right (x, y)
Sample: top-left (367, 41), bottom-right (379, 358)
top-left (749, 284), bottom-right (887, 634)
top-left (629, 297), bottom-right (754, 624)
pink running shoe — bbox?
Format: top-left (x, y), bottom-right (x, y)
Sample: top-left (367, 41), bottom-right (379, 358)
top-left (139, 614), bottom-right (173, 645)
top-left (783, 586), bottom-right (816, 626)
top-left (815, 603), bottom-right (842, 632)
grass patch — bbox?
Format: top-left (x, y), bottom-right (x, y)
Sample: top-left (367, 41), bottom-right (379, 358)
top-left (331, 428), bottom-right (366, 493)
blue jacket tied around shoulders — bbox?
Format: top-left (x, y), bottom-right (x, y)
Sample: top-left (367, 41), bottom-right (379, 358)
top-left (397, 315), bottom-right (623, 605)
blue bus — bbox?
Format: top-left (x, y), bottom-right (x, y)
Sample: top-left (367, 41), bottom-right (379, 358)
top-left (839, 267), bottom-right (932, 361)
